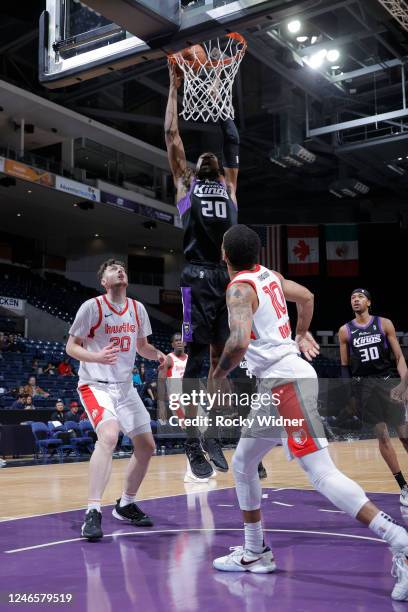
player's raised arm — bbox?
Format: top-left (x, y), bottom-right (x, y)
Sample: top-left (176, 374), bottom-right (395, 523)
top-left (165, 64), bottom-right (187, 185)
top-left (278, 275), bottom-right (319, 361)
top-left (219, 118), bottom-right (239, 204)
top-left (212, 282), bottom-right (256, 378)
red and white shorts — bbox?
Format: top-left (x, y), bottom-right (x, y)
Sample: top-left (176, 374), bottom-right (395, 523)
top-left (78, 380), bottom-right (151, 437)
top-left (242, 354), bottom-right (328, 459)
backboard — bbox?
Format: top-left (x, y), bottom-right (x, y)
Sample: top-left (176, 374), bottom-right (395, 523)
top-left (39, 0), bottom-right (303, 88)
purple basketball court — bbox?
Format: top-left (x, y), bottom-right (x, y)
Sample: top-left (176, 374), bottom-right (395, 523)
top-left (0, 487), bottom-right (404, 611)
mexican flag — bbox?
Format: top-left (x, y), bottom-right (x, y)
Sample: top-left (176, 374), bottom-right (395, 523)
top-left (326, 225), bottom-right (359, 276)
top-left (287, 226), bottom-right (319, 275)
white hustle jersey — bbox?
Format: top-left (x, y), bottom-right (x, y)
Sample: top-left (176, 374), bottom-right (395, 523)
top-left (69, 295), bottom-right (152, 384)
top-left (229, 264), bottom-right (298, 377)
top-left (167, 352), bottom-right (188, 379)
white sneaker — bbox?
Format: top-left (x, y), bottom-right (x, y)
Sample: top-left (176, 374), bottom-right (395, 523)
top-left (213, 545), bottom-right (276, 573)
top-left (391, 552), bottom-right (408, 600)
top-left (400, 486), bottom-right (408, 507)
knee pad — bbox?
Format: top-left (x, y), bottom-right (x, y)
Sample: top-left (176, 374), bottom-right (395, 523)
top-left (300, 449), bottom-right (369, 518)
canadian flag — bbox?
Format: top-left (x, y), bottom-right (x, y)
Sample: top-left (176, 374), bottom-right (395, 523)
top-left (287, 226), bottom-right (319, 276)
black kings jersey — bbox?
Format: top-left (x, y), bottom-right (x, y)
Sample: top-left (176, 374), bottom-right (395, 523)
top-left (347, 315), bottom-right (393, 377)
top-left (177, 178), bottom-right (237, 263)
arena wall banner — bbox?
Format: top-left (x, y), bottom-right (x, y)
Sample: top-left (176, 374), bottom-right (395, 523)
top-left (100, 191), bottom-right (138, 213)
top-left (101, 191), bottom-right (175, 225)
top-left (0, 156), bottom-right (4, 172)
top-left (0, 296), bottom-right (26, 313)
top-left (4, 159), bottom-right (54, 187)
top-left (55, 176), bottom-right (100, 202)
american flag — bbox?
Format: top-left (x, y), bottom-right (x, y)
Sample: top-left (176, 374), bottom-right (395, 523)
top-left (250, 225), bottom-right (282, 271)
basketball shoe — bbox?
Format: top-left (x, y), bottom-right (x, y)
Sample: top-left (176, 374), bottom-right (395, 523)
top-left (213, 545), bottom-right (276, 573)
top-left (185, 439), bottom-right (213, 478)
top-left (258, 462), bottom-right (267, 480)
top-left (112, 499), bottom-right (153, 526)
top-left (81, 509), bottom-right (103, 541)
top-left (202, 437), bottom-right (228, 472)
top-left (184, 457), bottom-right (216, 483)
top-left (400, 486), bottom-right (408, 507)
top-left (391, 552), bottom-right (408, 600)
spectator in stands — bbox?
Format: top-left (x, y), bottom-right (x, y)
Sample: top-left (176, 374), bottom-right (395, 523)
top-left (8, 334), bottom-right (24, 353)
top-left (57, 358), bottom-right (75, 377)
top-left (143, 381), bottom-right (158, 418)
top-left (66, 401), bottom-right (81, 423)
top-left (139, 362), bottom-right (146, 383)
top-left (50, 399), bottom-right (67, 423)
top-left (24, 396), bottom-right (36, 410)
top-left (23, 376), bottom-right (50, 399)
top-left (31, 359), bottom-right (42, 376)
top-left (132, 366), bottom-right (142, 386)
top-left (11, 393), bottom-right (27, 409)
top-left (43, 362), bottom-right (56, 376)
top-left (0, 332), bottom-right (10, 353)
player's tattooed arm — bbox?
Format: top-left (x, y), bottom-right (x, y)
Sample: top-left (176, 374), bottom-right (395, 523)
top-left (212, 283), bottom-right (255, 379)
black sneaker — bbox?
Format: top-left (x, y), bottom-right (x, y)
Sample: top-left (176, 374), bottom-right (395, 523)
top-left (258, 462), bottom-right (267, 480)
top-left (112, 499), bottom-right (153, 526)
top-left (81, 509), bottom-right (103, 541)
top-left (202, 437), bottom-right (228, 473)
top-left (185, 439), bottom-right (213, 478)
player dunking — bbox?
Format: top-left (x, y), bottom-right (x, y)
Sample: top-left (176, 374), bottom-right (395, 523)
top-left (66, 259), bottom-right (165, 540)
top-left (165, 64), bottom-right (239, 478)
top-left (210, 226), bottom-right (408, 601)
top-left (339, 289), bottom-right (408, 505)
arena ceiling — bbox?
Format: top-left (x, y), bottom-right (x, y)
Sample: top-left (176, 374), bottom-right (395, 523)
top-left (1, 0), bottom-right (408, 224)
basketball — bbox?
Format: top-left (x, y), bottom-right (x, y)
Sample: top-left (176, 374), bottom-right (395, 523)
top-left (176, 44), bottom-right (207, 72)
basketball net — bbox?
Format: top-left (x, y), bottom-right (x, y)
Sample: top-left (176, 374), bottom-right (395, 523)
top-left (169, 33), bottom-right (247, 123)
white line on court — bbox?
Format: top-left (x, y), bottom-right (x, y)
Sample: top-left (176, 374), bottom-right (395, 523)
top-left (272, 502), bottom-right (293, 507)
top-left (319, 509), bottom-right (345, 513)
top-left (4, 527), bottom-right (385, 554)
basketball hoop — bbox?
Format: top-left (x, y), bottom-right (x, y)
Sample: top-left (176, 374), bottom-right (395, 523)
top-left (168, 32), bottom-right (247, 123)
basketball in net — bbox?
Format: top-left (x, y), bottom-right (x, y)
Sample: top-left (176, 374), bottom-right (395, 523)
top-left (169, 33), bottom-right (247, 123)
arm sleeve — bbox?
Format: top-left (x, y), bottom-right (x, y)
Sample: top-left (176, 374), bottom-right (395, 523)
top-left (137, 303), bottom-right (153, 338)
top-left (68, 300), bottom-right (96, 340)
top-left (219, 118), bottom-right (240, 169)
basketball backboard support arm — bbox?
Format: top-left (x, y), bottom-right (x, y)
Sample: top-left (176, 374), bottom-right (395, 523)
top-left (39, 0), bottom-right (317, 88)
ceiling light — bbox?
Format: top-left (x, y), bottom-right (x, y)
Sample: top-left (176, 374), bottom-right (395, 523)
top-left (143, 246), bottom-right (147, 250)
top-left (306, 49), bottom-right (327, 69)
top-left (296, 35), bottom-right (308, 43)
top-left (27, 190), bottom-right (32, 194)
top-left (287, 20), bottom-right (301, 34)
top-left (94, 233), bottom-right (99, 238)
top-left (387, 164), bottom-right (405, 175)
top-left (311, 36), bottom-right (319, 44)
top-left (329, 179), bottom-right (369, 197)
top-left (17, 213), bottom-right (22, 217)
top-left (327, 49), bottom-right (340, 63)
top-left (330, 65), bottom-right (341, 70)
top-left (398, 157), bottom-right (403, 160)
